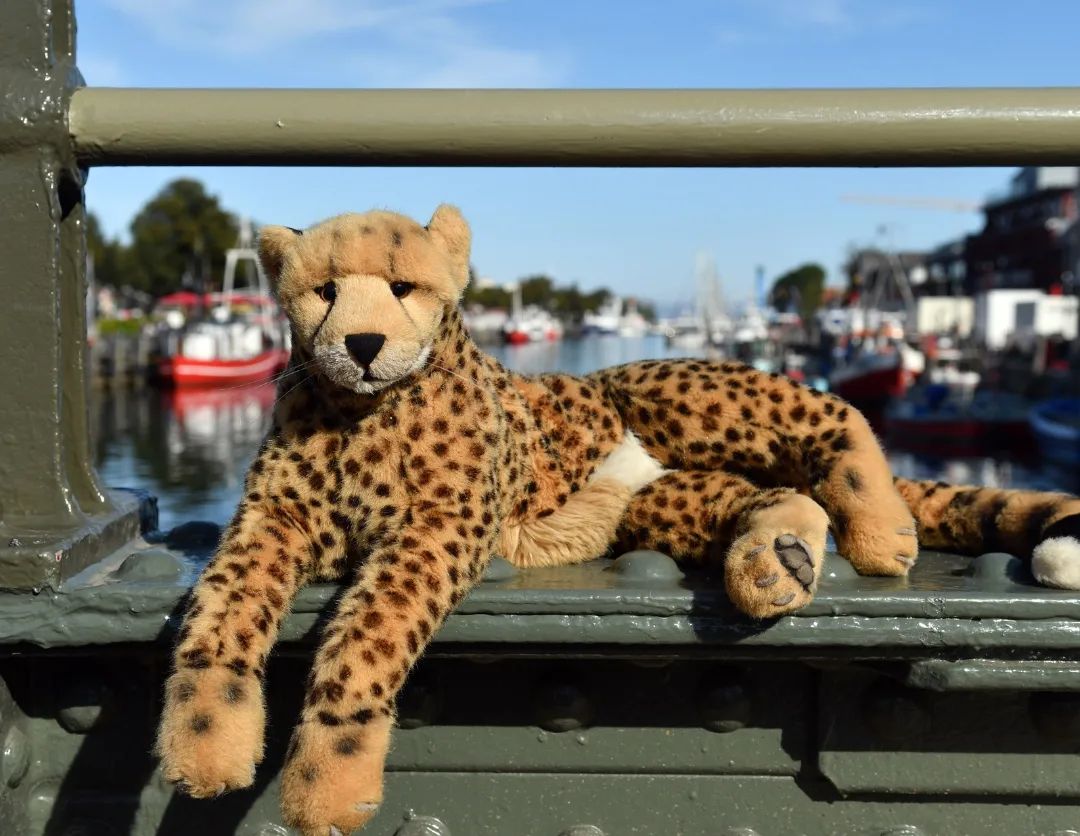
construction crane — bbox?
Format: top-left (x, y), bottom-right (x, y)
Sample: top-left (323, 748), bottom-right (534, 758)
top-left (840, 194), bottom-right (983, 213)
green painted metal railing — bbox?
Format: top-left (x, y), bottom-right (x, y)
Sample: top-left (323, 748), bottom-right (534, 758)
top-left (70, 87), bottom-right (1080, 167)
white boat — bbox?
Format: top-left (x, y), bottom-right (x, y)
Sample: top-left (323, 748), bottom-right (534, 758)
top-left (667, 328), bottom-right (708, 350)
top-left (502, 282), bottom-right (563, 344)
top-left (153, 219), bottom-right (291, 387)
top-left (582, 296), bottom-right (650, 338)
top-left (582, 297), bottom-right (621, 335)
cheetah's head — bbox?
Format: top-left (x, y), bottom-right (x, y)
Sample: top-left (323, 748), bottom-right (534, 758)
top-left (258, 205), bottom-right (470, 395)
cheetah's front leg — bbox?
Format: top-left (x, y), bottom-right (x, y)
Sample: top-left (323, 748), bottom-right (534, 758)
top-left (280, 511), bottom-right (498, 836)
top-left (156, 505), bottom-right (313, 796)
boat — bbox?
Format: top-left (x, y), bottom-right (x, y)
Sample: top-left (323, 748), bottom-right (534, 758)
top-left (502, 305), bottom-right (562, 345)
top-left (581, 296), bottom-right (649, 338)
top-left (664, 318), bottom-right (709, 351)
top-left (829, 339), bottom-right (924, 413)
top-left (1029, 398), bottom-right (1080, 467)
top-left (885, 386), bottom-right (1033, 454)
top-left (617, 298), bottom-right (649, 338)
top-left (502, 283), bottom-right (562, 344)
top-left (581, 297), bottom-right (621, 336)
top-left (153, 221), bottom-right (291, 388)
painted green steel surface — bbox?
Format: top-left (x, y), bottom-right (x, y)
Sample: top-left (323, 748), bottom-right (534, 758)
top-left (70, 87), bottom-right (1080, 167)
top-left (1, 534), bottom-right (1080, 671)
top-left (0, 0), bottom-right (139, 591)
top-left (6, 649), bottom-right (1080, 835)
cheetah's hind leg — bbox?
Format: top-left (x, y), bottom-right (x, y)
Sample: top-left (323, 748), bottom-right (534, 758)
top-left (615, 471), bottom-right (829, 620)
top-left (724, 492), bottom-right (830, 619)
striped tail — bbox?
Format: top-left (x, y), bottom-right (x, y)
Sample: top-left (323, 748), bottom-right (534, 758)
top-left (893, 478), bottom-right (1080, 589)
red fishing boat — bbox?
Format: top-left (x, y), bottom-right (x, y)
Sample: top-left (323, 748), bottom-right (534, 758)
top-left (829, 342), bottom-right (923, 412)
top-left (157, 345), bottom-right (290, 387)
top-left (153, 222), bottom-right (291, 388)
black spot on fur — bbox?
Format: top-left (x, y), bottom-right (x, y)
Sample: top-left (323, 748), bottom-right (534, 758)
top-left (335, 736), bottom-right (360, 755)
top-left (175, 681), bottom-right (196, 703)
top-left (1042, 513), bottom-right (1080, 543)
top-left (224, 682), bottom-right (245, 704)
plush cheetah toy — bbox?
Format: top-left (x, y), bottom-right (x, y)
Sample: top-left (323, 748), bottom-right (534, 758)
top-left (156, 204), bottom-right (1080, 835)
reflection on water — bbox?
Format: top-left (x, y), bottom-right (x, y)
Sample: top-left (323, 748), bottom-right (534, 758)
top-left (93, 383), bottom-right (277, 530)
top-left (485, 334), bottom-right (712, 376)
top-left (91, 335), bottom-right (1077, 532)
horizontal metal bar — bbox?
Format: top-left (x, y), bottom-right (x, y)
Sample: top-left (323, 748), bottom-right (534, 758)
top-left (69, 87), bottom-right (1080, 167)
top-left (906, 659), bottom-right (1080, 692)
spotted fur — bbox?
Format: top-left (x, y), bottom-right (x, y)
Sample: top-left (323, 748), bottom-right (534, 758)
top-left (156, 205), bottom-right (1080, 835)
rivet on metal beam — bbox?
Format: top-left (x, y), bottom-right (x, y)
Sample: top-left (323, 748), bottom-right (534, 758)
top-left (1, 725), bottom-right (29, 788)
top-left (698, 668), bottom-right (752, 734)
top-left (112, 548), bottom-right (183, 582)
top-left (609, 550), bottom-right (684, 585)
top-left (396, 674), bottom-right (442, 730)
top-left (970, 551), bottom-right (1027, 586)
top-left (534, 678), bottom-right (594, 732)
top-left (56, 677), bottom-right (110, 733)
top-left (394, 814), bottom-right (451, 836)
top-left (26, 779), bottom-right (61, 831)
top-left (482, 556), bottom-right (517, 583)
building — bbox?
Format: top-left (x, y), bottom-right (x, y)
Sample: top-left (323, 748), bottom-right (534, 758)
top-left (1066, 179), bottom-right (1080, 289)
top-left (965, 166), bottom-right (1079, 294)
top-left (921, 239), bottom-right (967, 297)
top-left (974, 289), bottom-right (1078, 350)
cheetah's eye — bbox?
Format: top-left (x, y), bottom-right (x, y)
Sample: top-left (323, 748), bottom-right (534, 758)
top-left (390, 281), bottom-right (414, 299)
top-left (316, 281), bottom-right (337, 303)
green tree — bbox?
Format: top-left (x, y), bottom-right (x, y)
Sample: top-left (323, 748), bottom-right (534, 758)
top-left (86, 212), bottom-right (132, 288)
top-left (127, 178), bottom-right (238, 296)
top-left (518, 274), bottom-right (555, 306)
top-left (463, 284), bottom-right (513, 309)
top-left (769, 263), bottom-right (826, 321)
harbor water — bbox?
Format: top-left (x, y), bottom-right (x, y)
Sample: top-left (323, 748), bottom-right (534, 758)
top-left (92, 335), bottom-right (1079, 532)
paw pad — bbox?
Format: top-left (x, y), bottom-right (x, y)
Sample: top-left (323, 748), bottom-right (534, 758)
top-left (775, 534), bottom-right (815, 588)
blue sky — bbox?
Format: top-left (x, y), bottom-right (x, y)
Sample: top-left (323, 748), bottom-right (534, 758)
top-left (77, 0), bottom-right (1080, 309)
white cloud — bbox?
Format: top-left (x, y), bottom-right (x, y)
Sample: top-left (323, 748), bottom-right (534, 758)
top-left (348, 13), bottom-right (567, 88)
top-left (102, 0), bottom-right (566, 87)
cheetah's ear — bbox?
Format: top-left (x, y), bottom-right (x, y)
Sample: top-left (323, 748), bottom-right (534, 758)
top-left (257, 225), bottom-right (302, 285)
top-left (426, 204), bottom-right (471, 290)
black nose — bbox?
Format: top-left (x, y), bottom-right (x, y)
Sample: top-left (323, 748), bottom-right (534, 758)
top-left (344, 333), bottom-right (386, 366)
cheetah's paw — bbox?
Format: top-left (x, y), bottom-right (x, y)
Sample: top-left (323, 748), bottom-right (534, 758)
top-left (156, 666), bottom-right (264, 797)
top-left (281, 715), bottom-right (393, 836)
top-left (833, 488), bottom-right (918, 576)
top-left (725, 494), bottom-right (829, 618)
